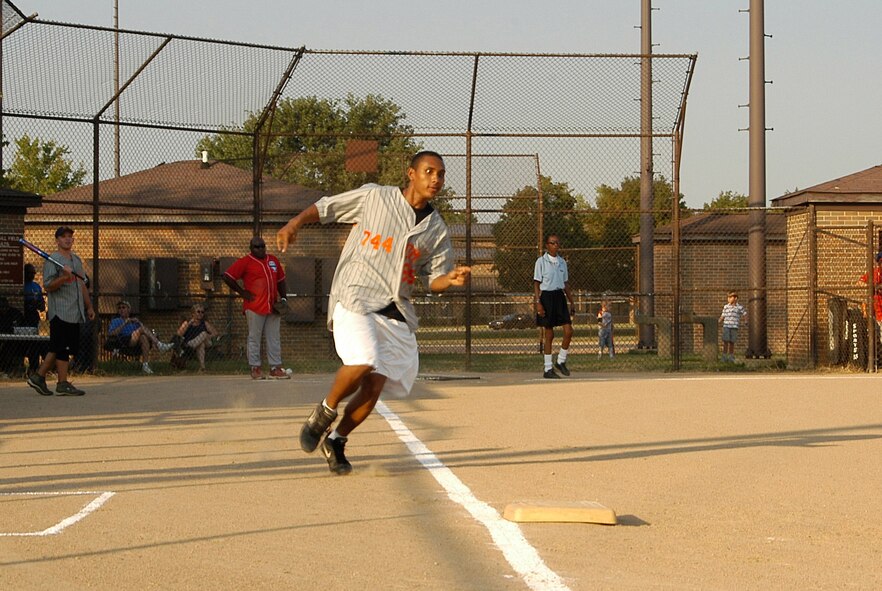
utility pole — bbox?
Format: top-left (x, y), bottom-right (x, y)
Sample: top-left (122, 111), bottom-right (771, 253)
top-left (114, 0), bottom-right (121, 177)
top-left (638, 0), bottom-right (655, 349)
top-left (746, 0), bottom-right (771, 358)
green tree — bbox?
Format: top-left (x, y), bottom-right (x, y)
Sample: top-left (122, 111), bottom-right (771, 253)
top-left (196, 94), bottom-right (422, 195)
top-left (703, 190), bottom-right (748, 210)
top-left (587, 175), bottom-right (687, 241)
top-left (6, 134), bottom-right (87, 194)
top-left (582, 175), bottom-right (688, 292)
top-left (492, 176), bottom-right (593, 291)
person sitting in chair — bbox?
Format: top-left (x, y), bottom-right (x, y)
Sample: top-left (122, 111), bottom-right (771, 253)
top-left (171, 304), bottom-right (219, 372)
top-left (106, 300), bottom-right (172, 374)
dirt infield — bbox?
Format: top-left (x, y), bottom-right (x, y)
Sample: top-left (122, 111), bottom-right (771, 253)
top-left (1, 372), bottom-right (881, 590)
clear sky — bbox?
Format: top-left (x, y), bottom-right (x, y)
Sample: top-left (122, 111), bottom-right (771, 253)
top-left (20, 0), bottom-right (882, 208)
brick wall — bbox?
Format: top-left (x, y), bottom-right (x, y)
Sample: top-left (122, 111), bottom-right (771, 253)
top-left (655, 238), bottom-right (787, 357)
top-left (810, 207), bottom-right (882, 367)
top-left (22, 221), bottom-right (351, 367)
top-left (784, 209), bottom-right (811, 366)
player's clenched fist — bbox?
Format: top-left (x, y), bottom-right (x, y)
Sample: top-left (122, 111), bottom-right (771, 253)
top-left (447, 266), bottom-right (471, 286)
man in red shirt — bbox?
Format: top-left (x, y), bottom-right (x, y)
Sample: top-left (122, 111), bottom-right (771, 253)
top-left (223, 237), bottom-right (289, 379)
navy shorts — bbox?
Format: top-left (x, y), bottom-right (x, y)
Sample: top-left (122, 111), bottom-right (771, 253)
top-left (536, 290), bottom-right (572, 328)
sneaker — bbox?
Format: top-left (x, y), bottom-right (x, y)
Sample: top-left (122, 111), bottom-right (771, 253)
top-left (27, 373), bottom-right (53, 396)
top-left (321, 436), bottom-right (353, 475)
top-left (157, 341), bottom-right (173, 353)
top-left (250, 366), bottom-right (263, 380)
top-left (543, 369), bottom-right (561, 379)
top-left (269, 366), bottom-right (291, 379)
top-left (553, 361), bottom-right (570, 376)
top-left (142, 362), bottom-right (154, 375)
top-left (300, 402), bottom-right (338, 453)
top-left (56, 381), bottom-right (85, 396)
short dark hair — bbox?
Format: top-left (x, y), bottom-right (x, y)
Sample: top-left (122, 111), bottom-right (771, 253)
top-left (409, 150), bottom-right (444, 169)
top-left (55, 226), bottom-right (74, 238)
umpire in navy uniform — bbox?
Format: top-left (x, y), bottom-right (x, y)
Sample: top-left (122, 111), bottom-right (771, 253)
top-left (533, 234), bottom-right (575, 378)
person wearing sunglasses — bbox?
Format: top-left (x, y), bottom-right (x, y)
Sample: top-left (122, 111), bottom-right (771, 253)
top-left (223, 237), bottom-right (289, 380)
top-left (533, 234), bottom-right (575, 378)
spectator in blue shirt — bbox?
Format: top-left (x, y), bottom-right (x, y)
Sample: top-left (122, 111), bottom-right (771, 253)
top-left (106, 300), bottom-right (172, 374)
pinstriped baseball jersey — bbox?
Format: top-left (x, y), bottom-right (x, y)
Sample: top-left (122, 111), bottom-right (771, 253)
top-left (315, 183), bottom-right (454, 332)
top-left (43, 251), bottom-right (88, 323)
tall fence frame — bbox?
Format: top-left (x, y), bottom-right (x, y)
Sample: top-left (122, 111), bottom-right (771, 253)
top-left (0, 1), bottom-right (757, 374)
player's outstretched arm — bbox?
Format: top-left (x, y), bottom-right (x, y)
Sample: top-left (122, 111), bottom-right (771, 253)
top-left (277, 204), bottom-right (320, 252)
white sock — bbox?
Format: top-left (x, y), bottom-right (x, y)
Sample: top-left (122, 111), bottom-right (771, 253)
top-left (328, 430), bottom-right (340, 440)
top-left (544, 354), bottom-right (553, 371)
top-left (322, 399), bottom-right (335, 412)
top-left (558, 348), bottom-right (569, 363)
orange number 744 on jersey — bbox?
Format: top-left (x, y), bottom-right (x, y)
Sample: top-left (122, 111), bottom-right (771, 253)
top-left (362, 230), bottom-right (394, 253)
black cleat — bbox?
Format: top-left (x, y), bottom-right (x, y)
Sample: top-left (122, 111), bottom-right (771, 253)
top-left (553, 361), bottom-right (570, 376)
top-left (27, 373), bottom-right (53, 396)
top-left (55, 381), bottom-right (85, 396)
top-left (300, 402), bottom-right (338, 453)
top-left (543, 369), bottom-right (561, 379)
top-left (321, 436), bottom-right (353, 475)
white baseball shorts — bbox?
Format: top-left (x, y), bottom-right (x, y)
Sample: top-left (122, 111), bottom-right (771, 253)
top-left (331, 302), bottom-right (419, 399)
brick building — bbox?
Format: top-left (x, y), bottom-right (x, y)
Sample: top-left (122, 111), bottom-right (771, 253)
top-left (772, 164), bottom-right (882, 368)
top-left (23, 159), bottom-right (350, 368)
top-left (650, 212), bottom-right (787, 358)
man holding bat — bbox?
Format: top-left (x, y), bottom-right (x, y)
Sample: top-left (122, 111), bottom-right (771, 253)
top-left (26, 226), bottom-right (95, 396)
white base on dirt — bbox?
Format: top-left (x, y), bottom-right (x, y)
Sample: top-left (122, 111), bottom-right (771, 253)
top-left (503, 501), bottom-right (617, 525)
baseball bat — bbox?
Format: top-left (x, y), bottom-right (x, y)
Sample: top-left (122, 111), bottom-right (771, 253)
top-left (19, 237), bottom-right (87, 281)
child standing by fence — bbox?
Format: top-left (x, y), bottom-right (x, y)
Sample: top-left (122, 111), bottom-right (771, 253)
top-left (597, 300), bottom-right (614, 358)
top-left (720, 291), bottom-right (748, 362)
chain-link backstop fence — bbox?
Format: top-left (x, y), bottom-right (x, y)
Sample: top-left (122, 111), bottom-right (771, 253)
top-left (6, 2), bottom-right (861, 377)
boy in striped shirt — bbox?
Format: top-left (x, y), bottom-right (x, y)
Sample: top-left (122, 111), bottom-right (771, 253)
top-left (720, 291), bottom-right (747, 363)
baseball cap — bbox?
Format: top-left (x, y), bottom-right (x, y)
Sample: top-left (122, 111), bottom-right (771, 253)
top-left (55, 226), bottom-right (74, 238)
